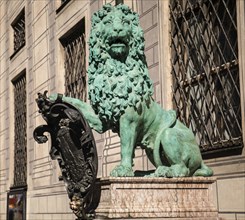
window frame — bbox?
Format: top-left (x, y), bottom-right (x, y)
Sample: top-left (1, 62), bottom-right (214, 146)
top-left (11, 71), bottom-right (27, 187)
top-left (10, 8), bottom-right (25, 60)
top-left (169, 0), bottom-right (244, 158)
top-left (59, 18), bottom-right (87, 101)
top-left (236, 0), bottom-right (245, 152)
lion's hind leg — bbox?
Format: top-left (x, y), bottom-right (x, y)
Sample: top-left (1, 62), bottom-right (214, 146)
top-left (151, 128), bottom-right (190, 177)
top-left (193, 162), bottom-right (213, 177)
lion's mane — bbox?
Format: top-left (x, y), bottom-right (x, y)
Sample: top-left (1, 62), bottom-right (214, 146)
top-left (88, 4), bottom-right (153, 130)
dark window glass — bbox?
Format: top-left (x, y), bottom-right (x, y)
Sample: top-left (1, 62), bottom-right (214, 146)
top-left (115, 0), bottom-right (124, 5)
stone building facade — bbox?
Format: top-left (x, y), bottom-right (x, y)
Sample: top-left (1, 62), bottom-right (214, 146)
top-left (0, 0), bottom-right (244, 219)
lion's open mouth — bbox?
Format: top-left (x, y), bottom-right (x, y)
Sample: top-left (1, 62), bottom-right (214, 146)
top-left (109, 37), bottom-right (127, 47)
top-left (107, 36), bottom-right (130, 61)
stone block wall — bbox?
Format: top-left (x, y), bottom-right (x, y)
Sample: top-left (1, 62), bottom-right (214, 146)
top-left (0, 1), bottom-right (87, 219)
top-left (0, 1), bottom-right (245, 220)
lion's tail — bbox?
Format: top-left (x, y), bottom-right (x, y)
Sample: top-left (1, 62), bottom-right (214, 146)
top-left (193, 162), bottom-right (213, 177)
top-left (153, 137), bottom-right (162, 168)
top-left (153, 110), bottom-right (177, 168)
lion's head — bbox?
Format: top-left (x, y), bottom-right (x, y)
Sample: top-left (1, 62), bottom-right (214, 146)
top-left (88, 4), bottom-right (153, 130)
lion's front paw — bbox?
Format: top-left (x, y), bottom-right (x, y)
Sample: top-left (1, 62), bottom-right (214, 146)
top-left (149, 165), bottom-right (190, 177)
top-left (48, 93), bottom-right (58, 102)
top-left (148, 166), bottom-right (168, 177)
top-left (110, 165), bottom-right (134, 177)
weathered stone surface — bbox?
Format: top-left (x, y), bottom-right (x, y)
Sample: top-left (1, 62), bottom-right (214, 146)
top-left (95, 177), bottom-right (218, 219)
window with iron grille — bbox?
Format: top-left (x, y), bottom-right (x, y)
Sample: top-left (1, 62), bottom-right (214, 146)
top-left (12, 72), bottom-right (27, 187)
top-left (60, 19), bottom-right (86, 101)
top-left (11, 9), bottom-right (25, 56)
top-left (170, 0), bottom-right (243, 156)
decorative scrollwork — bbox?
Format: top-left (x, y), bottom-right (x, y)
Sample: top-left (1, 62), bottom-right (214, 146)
top-left (33, 91), bottom-right (98, 219)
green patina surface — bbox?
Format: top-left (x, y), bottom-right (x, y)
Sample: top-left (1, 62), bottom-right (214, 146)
top-left (50, 4), bottom-right (213, 177)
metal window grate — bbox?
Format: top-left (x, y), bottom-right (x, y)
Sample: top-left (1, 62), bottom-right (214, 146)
top-left (13, 74), bottom-right (27, 187)
top-left (170, 0), bottom-right (243, 154)
top-left (12, 10), bottom-right (25, 53)
top-left (63, 34), bottom-right (87, 101)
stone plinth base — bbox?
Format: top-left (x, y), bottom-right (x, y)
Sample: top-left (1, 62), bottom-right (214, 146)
top-left (95, 177), bottom-right (218, 219)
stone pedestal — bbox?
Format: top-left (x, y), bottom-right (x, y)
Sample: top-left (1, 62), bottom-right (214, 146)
top-left (95, 177), bottom-right (218, 219)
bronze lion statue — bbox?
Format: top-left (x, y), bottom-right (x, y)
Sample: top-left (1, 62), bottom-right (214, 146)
top-left (51, 4), bottom-right (213, 177)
